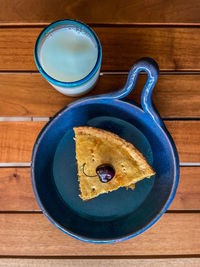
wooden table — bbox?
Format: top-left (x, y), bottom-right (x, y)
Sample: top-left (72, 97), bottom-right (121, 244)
top-left (0, 1), bottom-right (200, 266)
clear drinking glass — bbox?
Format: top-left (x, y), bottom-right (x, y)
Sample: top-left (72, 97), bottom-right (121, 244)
top-left (34, 19), bottom-right (102, 97)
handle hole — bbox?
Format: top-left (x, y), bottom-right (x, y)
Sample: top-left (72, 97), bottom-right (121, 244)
top-left (125, 73), bottom-right (148, 105)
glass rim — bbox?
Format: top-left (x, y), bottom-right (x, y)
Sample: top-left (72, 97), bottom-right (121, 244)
top-left (34, 19), bottom-right (102, 88)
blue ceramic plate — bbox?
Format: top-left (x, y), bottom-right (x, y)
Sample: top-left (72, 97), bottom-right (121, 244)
top-left (31, 58), bottom-right (179, 243)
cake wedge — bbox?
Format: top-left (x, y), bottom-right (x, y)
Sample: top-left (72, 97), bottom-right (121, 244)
top-left (74, 127), bottom-right (155, 200)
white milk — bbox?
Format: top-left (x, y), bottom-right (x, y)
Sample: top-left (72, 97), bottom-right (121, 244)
top-left (39, 27), bottom-right (98, 82)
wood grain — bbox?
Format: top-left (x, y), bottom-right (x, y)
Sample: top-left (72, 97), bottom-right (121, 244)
top-left (0, 213), bottom-right (199, 255)
top-left (0, 168), bottom-right (37, 211)
top-left (0, 258), bottom-right (200, 267)
top-left (1, 0), bottom-right (200, 25)
top-left (0, 121), bottom-right (199, 163)
top-left (170, 167), bottom-right (200, 210)
top-left (0, 167), bottom-right (199, 211)
top-left (2, 27), bottom-right (200, 71)
top-left (0, 121), bottom-right (44, 163)
top-left (0, 73), bottom-right (200, 118)
top-left (0, 0), bottom-right (199, 261)
top-left (165, 121), bottom-right (200, 163)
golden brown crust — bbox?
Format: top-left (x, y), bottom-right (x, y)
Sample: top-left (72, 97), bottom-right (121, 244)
top-left (74, 127), bottom-right (155, 200)
top-left (74, 127), bottom-right (154, 174)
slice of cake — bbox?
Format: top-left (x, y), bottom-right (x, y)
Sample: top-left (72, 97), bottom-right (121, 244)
top-left (74, 127), bottom-right (155, 200)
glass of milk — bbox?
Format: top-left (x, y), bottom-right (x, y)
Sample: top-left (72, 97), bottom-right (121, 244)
top-left (34, 20), bottom-right (102, 96)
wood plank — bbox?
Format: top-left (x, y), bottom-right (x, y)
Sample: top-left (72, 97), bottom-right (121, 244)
top-left (0, 213), bottom-right (199, 255)
top-left (2, 27), bottom-right (200, 71)
top-left (0, 167), bottom-right (199, 211)
top-left (0, 258), bottom-right (200, 267)
top-left (165, 121), bottom-right (200, 163)
top-left (0, 73), bottom-right (200, 118)
top-left (0, 121), bottom-right (44, 163)
top-left (1, 0), bottom-right (200, 25)
top-left (0, 121), bottom-right (199, 163)
top-left (0, 168), bottom-right (38, 211)
top-left (170, 167), bottom-right (200, 210)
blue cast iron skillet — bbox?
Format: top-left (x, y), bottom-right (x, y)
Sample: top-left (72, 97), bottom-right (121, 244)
top-left (31, 58), bottom-right (179, 243)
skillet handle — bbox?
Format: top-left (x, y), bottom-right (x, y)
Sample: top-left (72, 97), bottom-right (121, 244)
top-left (101, 57), bottom-right (164, 128)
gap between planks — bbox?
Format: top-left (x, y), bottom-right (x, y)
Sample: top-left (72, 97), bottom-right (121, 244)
top-left (2, 71), bottom-right (200, 75)
top-left (0, 163), bottom-right (200, 167)
top-left (0, 255), bottom-right (200, 259)
top-left (3, 23), bottom-right (200, 28)
top-left (0, 117), bottom-right (49, 122)
top-left (0, 258), bottom-right (199, 267)
top-left (1, 117), bottom-right (200, 122)
top-left (0, 211), bottom-right (199, 214)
